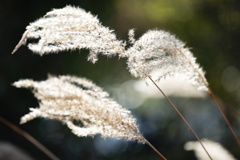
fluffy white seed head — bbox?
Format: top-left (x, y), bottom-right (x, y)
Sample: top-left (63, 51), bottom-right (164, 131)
top-left (13, 75), bottom-right (145, 143)
top-left (124, 29), bottom-right (208, 90)
top-left (184, 139), bottom-right (236, 160)
top-left (12, 6), bottom-right (125, 63)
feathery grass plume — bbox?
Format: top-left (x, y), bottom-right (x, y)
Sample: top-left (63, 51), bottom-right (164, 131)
top-left (12, 6), bottom-right (125, 63)
top-left (124, 29), bottom-right (213, 159)
top-left (124, 29), bottom-right (240, 148)
top-left (13, 75), bottom-right (167, 160)
top-left (185, 139), bottom-right (237, 160)
top-left (13, 75), bottom-right (144, 141)
top-left (123, 29), bottom-right (208, 90)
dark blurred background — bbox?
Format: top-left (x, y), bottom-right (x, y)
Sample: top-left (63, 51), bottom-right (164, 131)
top-left (0, 0), bottom-right (240, 159)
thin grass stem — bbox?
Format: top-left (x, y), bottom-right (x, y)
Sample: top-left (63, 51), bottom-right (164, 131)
top-left (207, 88), bottom-right (240, 147)
top-left (222, 102), bottom-right (240, 124)
top-left (140, 135), bottom-right (167, 160)
top-left (145, 141), bottom-right (167, 160)
top-left (148, 76), bottom-right (213, 160)
top-left (177, 49), bottom-right (240, 148)
top-left (0, 116), bottom-right (60, 160)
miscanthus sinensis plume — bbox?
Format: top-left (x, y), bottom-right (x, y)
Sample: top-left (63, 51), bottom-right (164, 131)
top-left (125, 29), bottom-right (239, 153)
top-left (124, 29), bottom-right (240, 147)
top-left (123, 29), bottom-right (208, 91)
top-left (124, 29), bottom-right (214, 159)
top-left (13, 75), bottom-right (145, 143)
top-left (12, 5), bottom-right (125, 63)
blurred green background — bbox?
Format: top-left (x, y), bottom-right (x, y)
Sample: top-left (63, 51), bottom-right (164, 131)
top-left (0, 0), bottom-right (240, 159)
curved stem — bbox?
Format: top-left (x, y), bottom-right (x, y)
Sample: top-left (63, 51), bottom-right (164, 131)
top-left (177, 49), bottom-right (240, 148)
top-left (0, 116), bottom-right (60, 160)
top-left (140, 135), bottom-right (167, 160)
top-left (145, 140), bottom-right (167, 160)
top-left (207, 88), bottom-right (240, 147)
top-left (222, 102), bottom-right (240, 124)
top-left (148, 76), bottom-right (213, 160)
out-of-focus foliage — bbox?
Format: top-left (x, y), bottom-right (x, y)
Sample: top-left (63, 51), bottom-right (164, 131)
top-left (0, 0), bottom-right (239, 159)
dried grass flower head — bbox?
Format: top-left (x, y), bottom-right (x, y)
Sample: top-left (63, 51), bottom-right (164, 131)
top-left (124, 29), bottom-right (208, 90)
top-left (12, 5), bottom-right (125, 63)
top-left (13, 75), bottom-right (145, 143)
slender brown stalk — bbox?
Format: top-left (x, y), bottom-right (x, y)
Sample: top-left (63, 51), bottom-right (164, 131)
top-left (207, 88), bottom-right (240, 147)
top-left (148, 76), bottom-right (213, 160)
top-left (137, 133), bottom-right (167, 160)
top-left (222, 102), bottom-right (240, 124)
top-left (0, 116), bottom-right (60, 160)
top-left (127, 125), bottom-right (167, 159)
top-left (178, 49), bottom-right (240, 148)
top-left (144, 139), bottom-right (167, 160)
